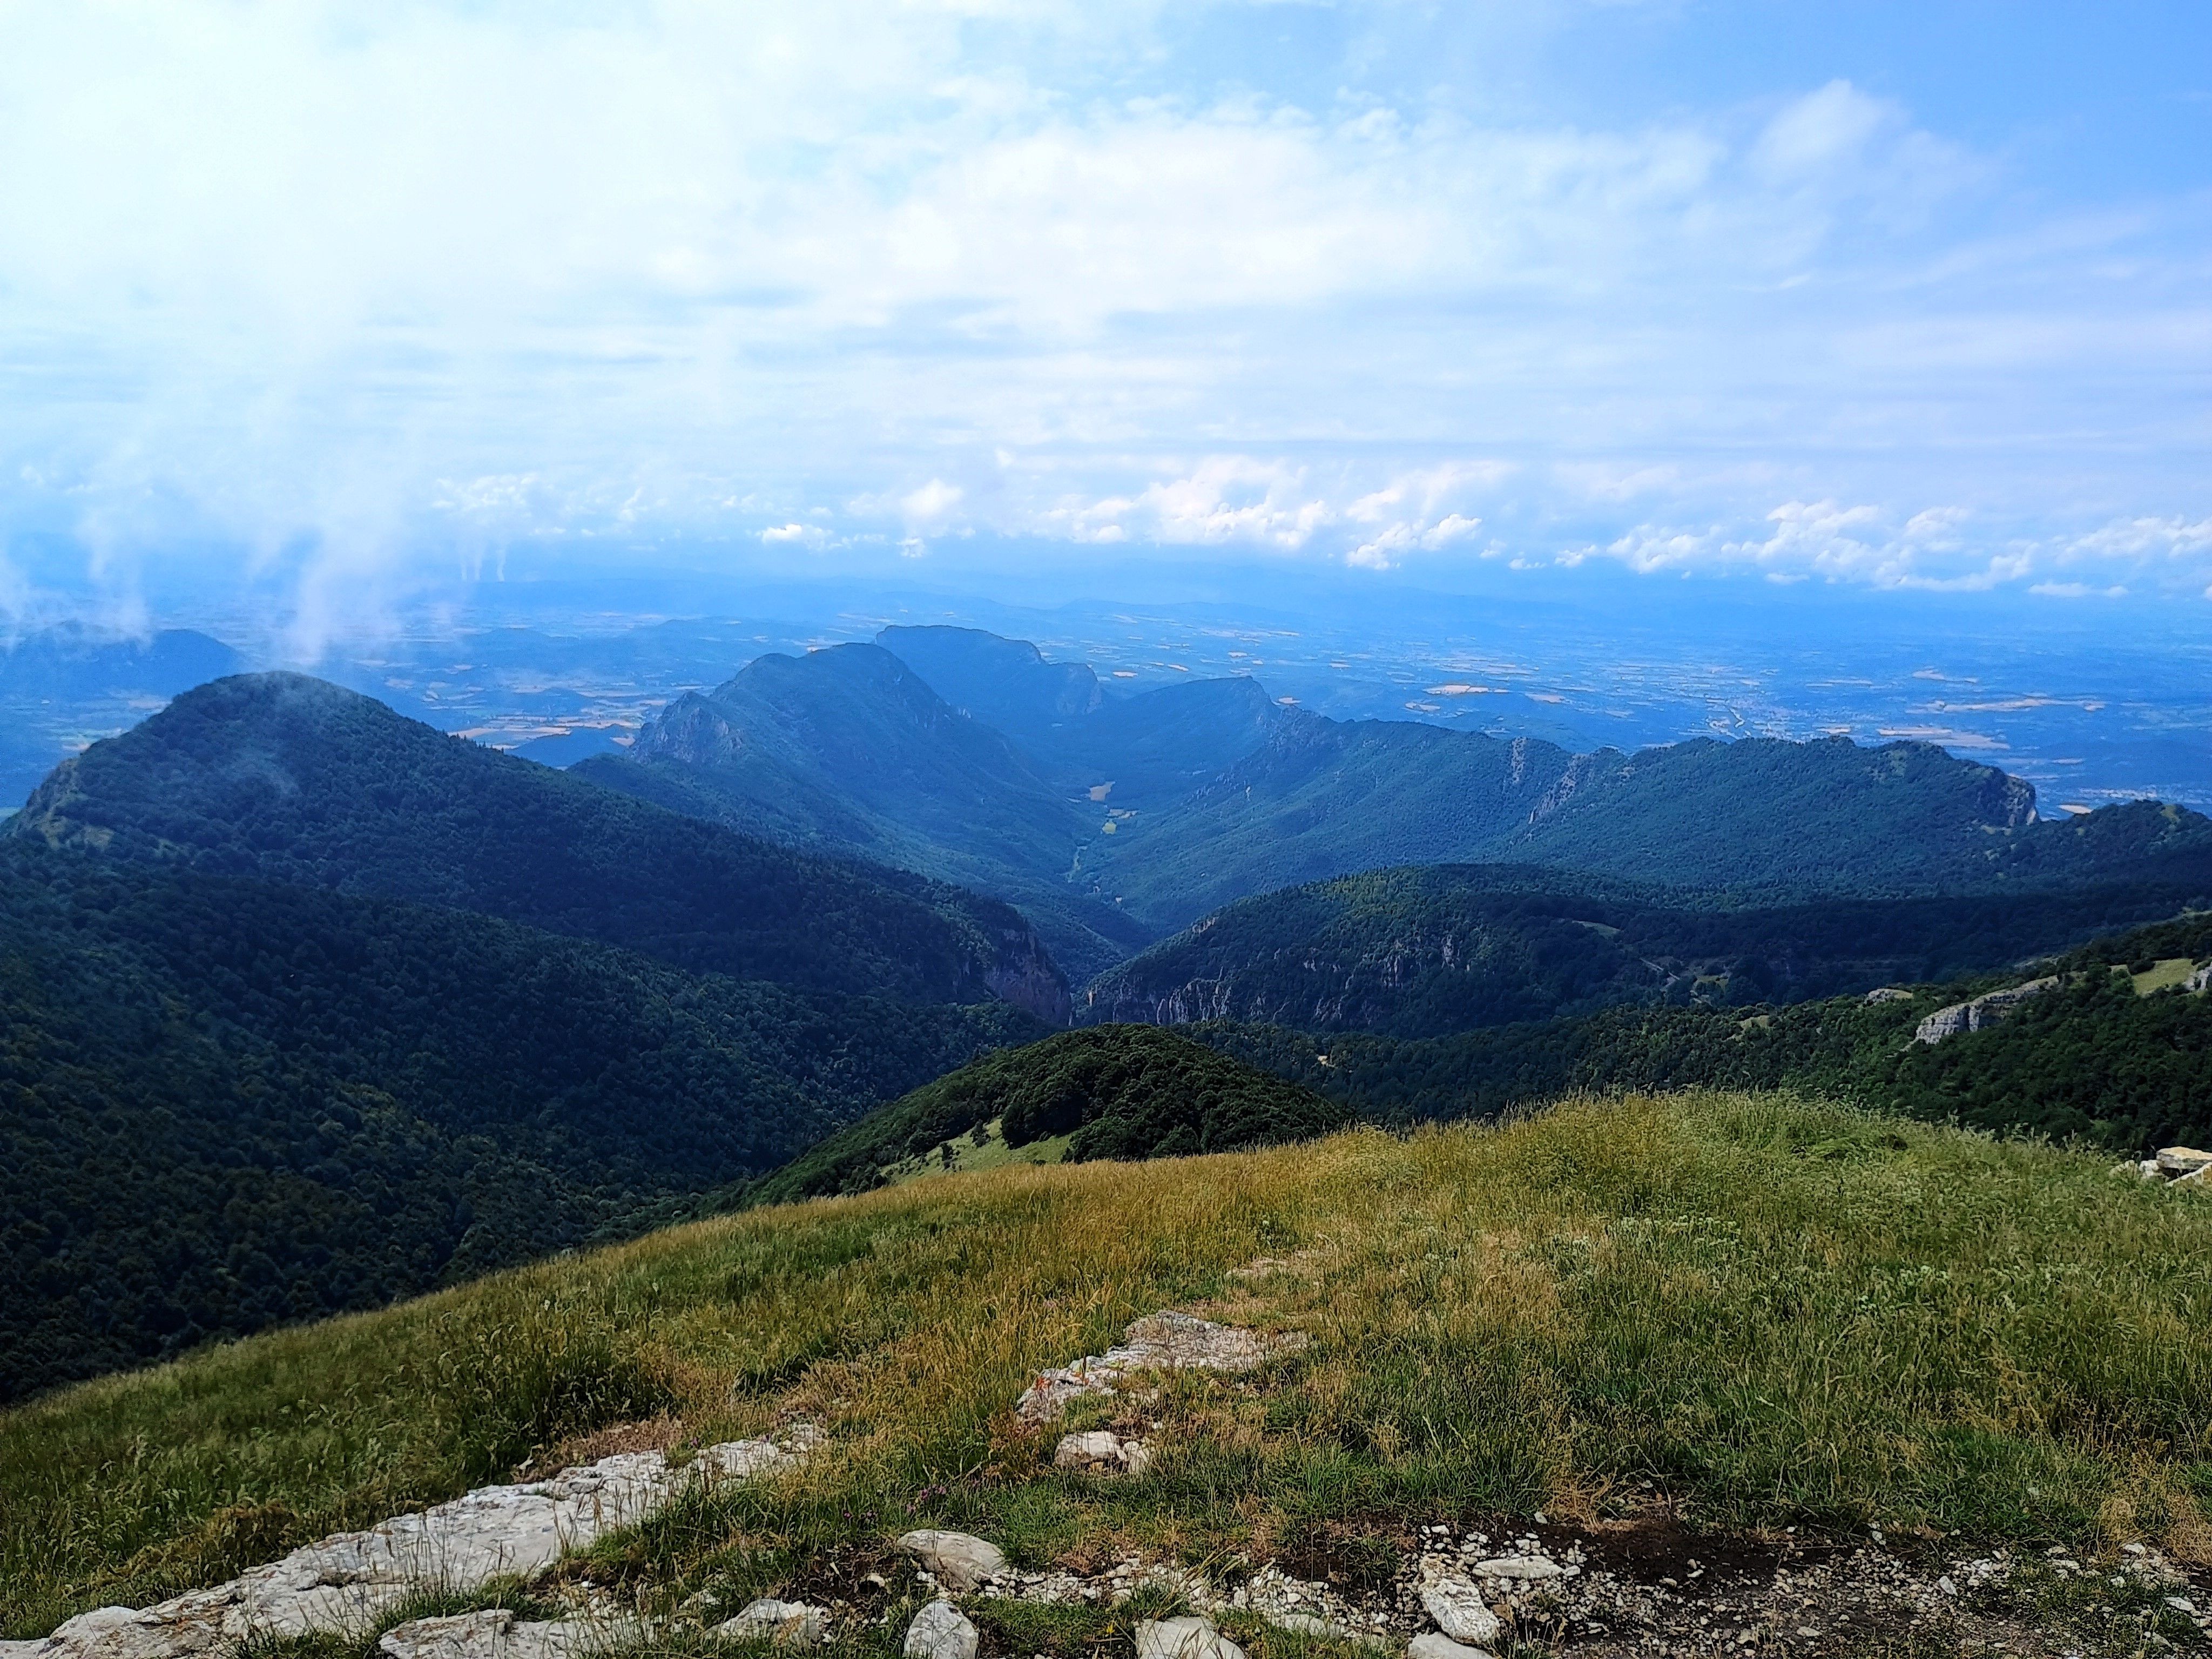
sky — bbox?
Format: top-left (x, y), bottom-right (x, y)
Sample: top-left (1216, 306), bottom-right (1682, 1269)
top-left (1, 1), bottom-right (2208, 643)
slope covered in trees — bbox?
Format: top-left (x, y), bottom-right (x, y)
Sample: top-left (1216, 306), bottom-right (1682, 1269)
top-left (1087, 861), bottom-right (2212, 1037)
top-left (595, 629), bottom-right (2212, 960)
top-left (1197, 912), bottom-right (2212, 1154)
top-left (0, 844), bottom-right (1040, 1404)
top-left (6, 672), bottom-right (1068, 1017)
top-left (750, 1023), bottom-right (1348, 1203)
top-left (585, 644), bottom-right (1148, 982)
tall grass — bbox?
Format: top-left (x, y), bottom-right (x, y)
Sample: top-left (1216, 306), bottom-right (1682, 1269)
top-left (9, 1090), bottom-right (2212, 1636)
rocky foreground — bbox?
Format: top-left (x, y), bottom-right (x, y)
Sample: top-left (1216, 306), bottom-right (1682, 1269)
top-left (12, 1314), bottom-right (2207, 1658)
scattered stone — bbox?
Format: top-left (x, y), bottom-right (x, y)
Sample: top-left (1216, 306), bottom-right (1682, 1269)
top-left (1406, 1635), bottom-right (1495, 1659)
top-left (903, 1601), bottom-right (979, 1659)
top-left (1054, 1429), bottom-right (1152, 1475)
top-left (716, 1600), bottom-right (829, 1648)
top-left (1135, 1617), bottom-right (1245, 1659)
top-left (1468, 1555), bottom-right (1569, 1582)
top-left (1913, 977), bottom-right (2059, 1044)
top-left (1864, 987), bottom-right (1914, 1004)
top-left (897, 1530), bottom-right (1008, 1591)
top-left (19, 1433), bottom-right (813, 1659)
top-left (1017, 1312), bottom-right (1306, 1424)
top-left (1417, 1579), bottom-right (1503, 1648)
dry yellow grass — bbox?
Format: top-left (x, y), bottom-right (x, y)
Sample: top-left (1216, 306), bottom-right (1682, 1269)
top-left (9, 1089), bottom-right (2212, 1638)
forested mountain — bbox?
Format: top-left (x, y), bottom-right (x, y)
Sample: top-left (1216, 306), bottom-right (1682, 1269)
top-left (873, 625), bottom-right (1107, 752)
top-left (1197, 911), bottom-right (2212, 1155)
top-left (590, 629), bottom-right (2211, 964)
top-left (1085, 861), bottom-right (2212, 1037)
top-left (1091, 718), bottom-right (2209, 930)
top-left (0, 843), bottom-right (1040, 1403)
top-left (0, 625), bottom-right (245, 806)
top-left (581, 644), bottom-right (1148, 981)
top-left (880, 625), bottom-right (1284, 804)
top-left (750, 1023), bottom-right (1347, 1203)
top-left (6, 672), bottom-right (1069, 1018)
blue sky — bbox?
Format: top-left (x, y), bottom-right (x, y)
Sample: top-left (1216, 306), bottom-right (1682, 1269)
top-left (1, 1), bottom-right (2207, 643)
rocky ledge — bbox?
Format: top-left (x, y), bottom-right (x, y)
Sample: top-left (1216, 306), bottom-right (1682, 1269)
top-left (6, 1429), bottom-right (815, 1659)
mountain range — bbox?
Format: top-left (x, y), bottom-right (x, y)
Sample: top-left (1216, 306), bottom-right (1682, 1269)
top-left (578, 624), bottom-right (2212, 980)
top-left (9, 632), bottom-right (2212, 1408)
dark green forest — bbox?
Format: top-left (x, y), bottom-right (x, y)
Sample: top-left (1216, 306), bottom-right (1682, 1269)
top-left (750, 1024), bottom-right (1349, 1203)
top-left (8, 672), bottom-right (1067, 1015)
top-left (0, 845), bottom-right (1038, 1402)
top-left (1196, 912), bottom-right (2212, 1154)
top-left (1086, 861), bottom-right (2212, 1037)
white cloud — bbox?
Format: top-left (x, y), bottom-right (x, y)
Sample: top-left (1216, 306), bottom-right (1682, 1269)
top-left (0, 3), bottom-right (2198, 609)
top-left (901, 480), bottom-right (966, 524)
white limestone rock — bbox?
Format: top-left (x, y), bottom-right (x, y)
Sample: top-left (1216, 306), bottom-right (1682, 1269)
top-left (1135, 1617), bottom-right (1245, 1659)
top-left (26, 1434), bottom-right (811, 1659)
top-left (1406, 1634), bottom-right (1495, 1659)
top-left (379, 1611), bottom-right (514, 1659)
top-left (1468, 1555), bottom-right (1569, 1582)
top-left (1054, 1430), bottom-right (1152, 1475)
top-left (1417, 1580), bottom-right (1502, 1648)
top-left (1018, 1312), bottom-right (1306, 1424)
top-left (376, 1611), bottom-right (639, 1659)
top-left (902, 1601), bottom-right (979, 1659)
top-left (896, 1530), bottom-right (1008, 1592)
top-left (1913, 977), bottom-right (2059, 1045)
top-left (716, 1600), bottom-right (828, 1648)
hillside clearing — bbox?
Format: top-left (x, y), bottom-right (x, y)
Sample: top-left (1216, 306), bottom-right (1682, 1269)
top-left (8, 1091), bottom-right (2212, 1652)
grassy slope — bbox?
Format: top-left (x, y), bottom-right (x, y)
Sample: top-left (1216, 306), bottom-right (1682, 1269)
top-left (10, 1092), bottom-right (2212, 1636)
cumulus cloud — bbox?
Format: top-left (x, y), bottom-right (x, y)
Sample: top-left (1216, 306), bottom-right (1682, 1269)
top-left (0, 1), bottom-right (2202, 612)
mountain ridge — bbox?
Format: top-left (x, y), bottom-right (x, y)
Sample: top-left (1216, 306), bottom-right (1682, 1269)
top-left (7, 670), bottom-right (1070, 1020)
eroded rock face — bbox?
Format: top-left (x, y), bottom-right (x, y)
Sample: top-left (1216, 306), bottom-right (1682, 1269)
top-left (22, 1434), bottom-right (810, 1659)
top-left (896, 1530), bottom-right (1009, 1593)
top-left (1017, 1312), bottom-right (1305, 1424)
top-left (1913, 977), bottom-right (2059, 1044)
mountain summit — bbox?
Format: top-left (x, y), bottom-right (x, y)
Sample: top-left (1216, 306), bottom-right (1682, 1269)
top-left (10, 671), bottom-right (1069, 1018)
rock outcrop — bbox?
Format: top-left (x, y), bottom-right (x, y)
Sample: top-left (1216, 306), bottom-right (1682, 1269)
top-left (1016, 1311), bottom-right (1305, 1425)
top-left (11, 1433), bottom-right (811, 1659)
top-left (1913, 976), bottom-right (2060, 1044)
